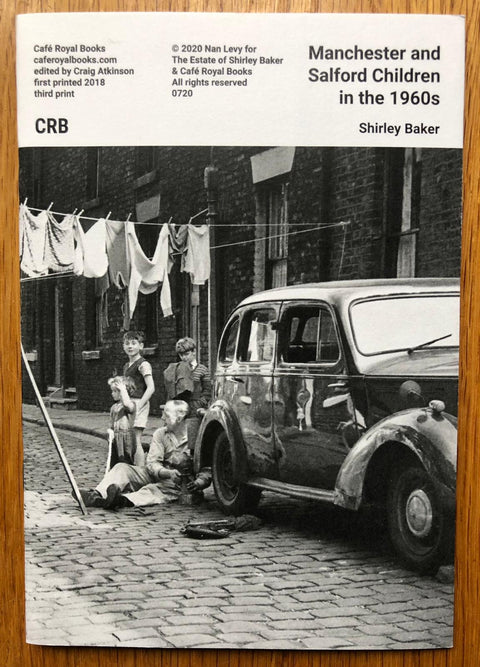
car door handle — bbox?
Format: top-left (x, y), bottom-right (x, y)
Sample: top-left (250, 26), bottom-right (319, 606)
top-left (327, 380), bottom-right (349, 390)
top-left (227, 376), bottom-right (244, 383)
top-left (239, 396), bottom-right (252, 405)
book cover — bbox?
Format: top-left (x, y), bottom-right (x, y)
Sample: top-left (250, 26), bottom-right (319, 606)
top-left (16, 12), bottom-right (464, 650)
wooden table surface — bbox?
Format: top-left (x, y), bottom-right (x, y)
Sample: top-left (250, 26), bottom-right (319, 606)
top-left (1, 0), bottom-right (479, 665)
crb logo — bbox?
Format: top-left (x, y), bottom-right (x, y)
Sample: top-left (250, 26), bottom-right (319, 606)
top-left (35, 118), bottom-right (69, 133)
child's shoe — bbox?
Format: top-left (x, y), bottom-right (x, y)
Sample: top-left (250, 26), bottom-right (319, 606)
top-left (75, 488), bottom-right (107, 508)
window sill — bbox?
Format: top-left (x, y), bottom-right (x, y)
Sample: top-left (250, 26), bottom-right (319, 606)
top-left (143, 346), bottom-right (158, 357)
top-left (134, 170), bottom-right (157, 189)
top-left (82, 196), bottom-right (101, 211)
top-left (82, 350), bottom-right (101, 361)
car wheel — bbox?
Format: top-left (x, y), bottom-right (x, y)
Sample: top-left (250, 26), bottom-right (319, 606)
top-left (387, 464), bottom-right (452, 574)
top-left (212, 431), bottom-right (261, 516)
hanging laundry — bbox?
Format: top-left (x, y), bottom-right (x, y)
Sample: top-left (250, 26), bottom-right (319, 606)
top-left (20, 205), bottom-right (49, 277)
top-left (126, 221), bottom-right (173, 318)
top-left (168, 222), bottom-right (188, 253)
top-left (72, 216), bottom-right (84, 275)
top-left (19, 203), bottom-right (25, 259)
top-left (181, 224), bottom-right (210, 285)
top-left (73, 218), bottom-right (109, 278)
top-left (44, 212), bottom-right (75, 272)
top-left (106, 220), bottom-right (129, 289)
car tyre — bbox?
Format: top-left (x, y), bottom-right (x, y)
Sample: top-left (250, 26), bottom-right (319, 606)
top-left (212, 431), bottom-right (261, 516)
top-left (387, 464), bottom-right (452, 574)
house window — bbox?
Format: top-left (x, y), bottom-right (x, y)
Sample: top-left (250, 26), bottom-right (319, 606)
top-left (85, 148), bottom-right (100, 202)
top-left (136, 147), bottom-right (156, 176)
top-left (384, 148), bottom-right (422, 278)
top-left (250, 147), bottom-right (295, 292)
top-left (265, 181), bottom-right (288, 289)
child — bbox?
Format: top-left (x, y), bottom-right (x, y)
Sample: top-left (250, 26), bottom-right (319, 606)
top-left (78, 399), bottom-right (212, 508)
top-left (107, 376), bottom-right (137, 469)
top-left (163, 337), bottom-right (211, 450)
top-left (122, 330), bottom-right (155, 467)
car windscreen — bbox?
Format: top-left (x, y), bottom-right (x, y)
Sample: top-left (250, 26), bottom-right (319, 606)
top-left (350, 294), bottom-right (460, 356)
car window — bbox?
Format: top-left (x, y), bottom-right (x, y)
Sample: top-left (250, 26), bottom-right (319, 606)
top-left (238, 308), bottom-right (277, 363)
top-left (350, 294), bottom-right (460, 355)
top-left (218, 316), bottom-right (240, 363)
top-left (318, 309), bottom-right (340, 362)
top-left (281, 305), bottom-right (339, 364)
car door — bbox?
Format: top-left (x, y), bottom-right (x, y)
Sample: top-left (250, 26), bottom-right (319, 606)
top-left (273, 301), bottom-right (361, 490)
top-left (216, 304), bottom-right (280, 479)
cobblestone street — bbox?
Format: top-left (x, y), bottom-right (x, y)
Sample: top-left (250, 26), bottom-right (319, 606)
top-left (23, 420), bottom-right (454, 650)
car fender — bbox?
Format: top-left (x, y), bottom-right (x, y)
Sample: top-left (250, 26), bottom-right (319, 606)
top-left (334, 406), bottom-right (457, 511)
top-left (193, 399), bottom-right (249, 480)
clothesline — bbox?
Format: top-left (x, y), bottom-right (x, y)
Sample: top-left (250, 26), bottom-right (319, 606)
top-left (23, 205), bottom-right (344, 227)
top-left (20, 220), bottom-right (349, 283)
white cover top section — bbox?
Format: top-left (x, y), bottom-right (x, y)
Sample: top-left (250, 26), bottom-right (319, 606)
top-left (16, 12), bottom-right (465, 148)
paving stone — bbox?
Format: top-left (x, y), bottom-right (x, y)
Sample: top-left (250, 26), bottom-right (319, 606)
top-left (212, 613), bottom-right (267, 623)
top-left (363, 600), bottom-right (418, 615)
top-left (290, 590), bottom-right (338, 603)
top-left (119, 637), bottom-right (173, 648)
top-left (164, 614), bottom-right (215, 626)
top-left (217, 633), bottom-right (266, 644)
top-left (223, 584), bottom-right (269, 594)
top-left (310, 605), bottom-right (370, 619)
top-left (270, 619), bottom-right (324, 630)
top-left (257, 563), bottom-right (296, 573)
top-left (264, 610), bottom-right (314, 620)
top-left (219, 605), bottom-right (275, 615)
top-left (112, 627), bottom-right (161, 642)
top-left (160, 624), bottom-right (217, 636)
top-left (136, 599), bottom-right (181, 611)
top-left (217, 620), bottom-right (265, 634)
top-left (300, 637), bottom-right (355, 649)
top-left (358, 623), bottom-right (400, 636)
top-left (181, 596), bottom-right (227, 607)
top-left (163, 633), bottom-right (217, 647)
top-left (256, 629), bottom-right (309, 643)
top-left (262, 578), bottom-right (313, 590)
top-left (334, 586), bottom-right (377, 598)
top-left (408, 607), bottom-right (454, 621)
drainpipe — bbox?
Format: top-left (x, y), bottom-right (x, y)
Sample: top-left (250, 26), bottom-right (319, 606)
top-left (204, 165), bottom-right (218, 373)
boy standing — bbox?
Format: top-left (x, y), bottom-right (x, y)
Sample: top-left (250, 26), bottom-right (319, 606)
top-left (163, 337), bottom-right (211, 450)
top-left (122, 330), bottom-right (155, 467)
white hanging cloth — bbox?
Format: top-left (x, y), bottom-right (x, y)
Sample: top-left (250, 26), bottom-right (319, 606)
top-left (44, 212), bottom-right (76, 272)
top-left (73, 217), bottom-right (109, 279)
top-left (19, 204), bottom-right (49, 277)
top-left (126, 221), bottom-right (173, 318)
top-left (181, 224), bottom-right (210, 285)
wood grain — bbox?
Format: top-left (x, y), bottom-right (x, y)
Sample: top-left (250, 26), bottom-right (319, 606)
top-left (1, 0), bottom-right (479, 665)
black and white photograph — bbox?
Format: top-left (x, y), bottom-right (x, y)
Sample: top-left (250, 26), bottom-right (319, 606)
top-left (19, 144), bottom-right (461, 649)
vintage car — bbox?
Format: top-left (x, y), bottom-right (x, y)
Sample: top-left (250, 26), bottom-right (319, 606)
top-left (194, 278), bottom-right (459, 573)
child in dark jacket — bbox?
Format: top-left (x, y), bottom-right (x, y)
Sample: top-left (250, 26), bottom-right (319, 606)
top-left (163, 337), bottom-right (211, 450)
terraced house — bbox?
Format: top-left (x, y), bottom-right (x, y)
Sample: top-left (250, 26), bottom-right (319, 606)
top-left (19, 145), bottom-right (462, 412)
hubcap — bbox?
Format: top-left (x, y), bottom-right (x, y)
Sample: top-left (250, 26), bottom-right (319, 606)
top-left (405, 489), bottom-right (433, 537)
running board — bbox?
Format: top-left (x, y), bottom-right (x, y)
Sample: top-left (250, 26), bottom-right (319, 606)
top-left (247, 477), bottom-right (336, 503)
